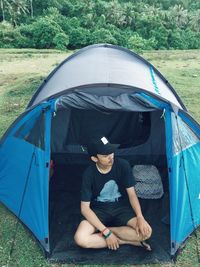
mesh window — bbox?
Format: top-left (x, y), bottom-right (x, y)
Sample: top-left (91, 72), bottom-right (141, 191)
top-left (172, 113), bottom-right (199, 155)
top-left (15, 112), bottom-right (45, 150)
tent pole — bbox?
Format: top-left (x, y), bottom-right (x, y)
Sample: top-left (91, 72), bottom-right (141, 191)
top-left (175, 114), bottom-right (200, 263)
top-left (6, 147), bottom-right (36, 266)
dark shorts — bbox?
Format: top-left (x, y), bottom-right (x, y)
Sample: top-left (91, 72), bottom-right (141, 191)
top-left (81, 199), bottom-right (136, 227)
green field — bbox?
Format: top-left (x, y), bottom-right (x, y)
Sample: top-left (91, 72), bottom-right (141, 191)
top-left (0, 49), bottom-right (200, 267)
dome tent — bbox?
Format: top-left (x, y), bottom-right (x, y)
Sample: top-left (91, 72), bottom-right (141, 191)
top-left (0, 44), bottom-right (200, 264)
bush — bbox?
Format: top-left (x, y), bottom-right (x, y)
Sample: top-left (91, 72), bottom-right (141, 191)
top-left (0, 22), bottom-right (13, 48)
top-left (150, 26), bottom-right (169, 49)
top-left (20, 16), bottom-right (66, 49)
top-left (184, 30), bottom-right (200, 49)
top-left (68, 27), bottom-right (89, 48)
top-left (0, 22), bottom-right (25, 48)
top-left (32, 17), bottom-right (63, 48)
top-left (127, 33), bottom-right (157, 52)
top-left (53, 32), bottom-right (69, 50)
top-left (18, 24), bottom-right (35, 47)
top-left (168, 29), bottom-right (188, 49)
top-left (105, 24), bottom-right (127, 47)
top-left (90, 28), bottom-right (117, 45)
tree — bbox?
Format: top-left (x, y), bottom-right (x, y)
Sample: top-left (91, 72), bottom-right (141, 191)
top-left (105, 0), bottom-right (126, 28)
top-left (135, 9), bottom-right (163, 39)
top-left (94, 0), bottom-right (107, 17)
top-left (180, 0), bottom-right (191, 9)
top-left (122, 2), bottom-right (135, 28)
top-left (0, 0), bottom-right (5, 21)
top-left (2, 0), bottom-right (29, 26)
top-left (1, 0), bottom-right (200, 50)
top-left (29, 0), bottom-right (33, 17)
top-left (168, 4), bottom-right (189, 28)
top-left (190, 9), bottom-right (200, 32)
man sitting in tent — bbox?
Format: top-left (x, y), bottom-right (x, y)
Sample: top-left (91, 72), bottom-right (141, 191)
top-left (74, 136), bottom-right (152, 251)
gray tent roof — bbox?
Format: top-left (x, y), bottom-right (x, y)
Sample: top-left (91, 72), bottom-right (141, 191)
top-left (28, 44), bottom-right (186, 110)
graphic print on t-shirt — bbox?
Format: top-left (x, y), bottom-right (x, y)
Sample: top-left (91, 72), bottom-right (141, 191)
top-left (97, 180), bottom-right (122, 202)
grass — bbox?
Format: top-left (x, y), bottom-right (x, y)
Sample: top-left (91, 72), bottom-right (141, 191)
top-left (0, 48), bottom-right (200, 267)
top-left (144, 50), bottom-right (200, 121)
top-left (0, 49), bottom-right (72, 138)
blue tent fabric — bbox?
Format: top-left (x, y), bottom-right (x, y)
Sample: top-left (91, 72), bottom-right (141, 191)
top-left (171, 143), bottom-right (200, 253)
top-left (163, 108), bottom-right (200, 255)
top-left (170, 113), bottom-right (200, 254)
top-left (0, 103), bottom-right (52, 249)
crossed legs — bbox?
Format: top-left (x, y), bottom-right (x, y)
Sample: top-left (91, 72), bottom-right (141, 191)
top-left (74, 218), bottom-right (152, 249)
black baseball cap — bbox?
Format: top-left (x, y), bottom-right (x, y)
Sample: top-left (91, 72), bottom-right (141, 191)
top-left (87, 136), bottom-right (119, 156)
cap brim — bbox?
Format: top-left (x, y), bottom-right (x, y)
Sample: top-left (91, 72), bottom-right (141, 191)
top-left (97, 143), bottom-right (120, 155)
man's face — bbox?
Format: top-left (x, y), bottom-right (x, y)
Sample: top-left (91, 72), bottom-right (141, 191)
top-left (96, 153), bottom-right (114, 167)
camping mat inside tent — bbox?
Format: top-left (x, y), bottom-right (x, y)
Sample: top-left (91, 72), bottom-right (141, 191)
top-left (49, 163), bottom-right (170, 264)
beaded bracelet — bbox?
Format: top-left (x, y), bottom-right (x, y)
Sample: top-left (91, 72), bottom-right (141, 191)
top-left (104, 230), bottom-right (112, 239)
top-left (100, 227), bottom-right (108, 236)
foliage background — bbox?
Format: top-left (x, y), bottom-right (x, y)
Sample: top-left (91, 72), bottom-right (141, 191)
top-left (1, 0), bottom-right (200, 51)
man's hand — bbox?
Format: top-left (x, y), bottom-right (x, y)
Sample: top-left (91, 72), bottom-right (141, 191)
top-left (105, 231), bottom-right (119, 250)
top-left (136, 216), bottom-right (152, 239)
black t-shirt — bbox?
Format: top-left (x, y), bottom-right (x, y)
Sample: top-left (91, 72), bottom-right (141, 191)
top-left (81, 158), bottom-right (136, 203)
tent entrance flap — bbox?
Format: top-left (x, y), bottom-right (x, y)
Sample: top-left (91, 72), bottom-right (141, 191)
top-left (56, 91), bottom-right (157, 112)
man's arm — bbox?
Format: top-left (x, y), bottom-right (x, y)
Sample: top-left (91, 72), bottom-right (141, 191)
top-left (126, 187), bottom-right (152, 238)
top-left (81, 201), bottom-right (120, 249)
top-left (126, 187), bottom-right (143, 217)
top-left (81, 171), bottom-right (108, 232)
top-left (81, 201), bottom-right (106, 232)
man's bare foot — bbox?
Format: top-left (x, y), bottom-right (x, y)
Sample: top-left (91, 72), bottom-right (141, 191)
top-left (140, 241), bottom-right (152, 251)
top-left (118, 239), bottom-right (151, 251)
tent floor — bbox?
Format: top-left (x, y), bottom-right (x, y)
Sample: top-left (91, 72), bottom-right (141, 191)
top-left (49, 164), bottom-right (170, 264)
